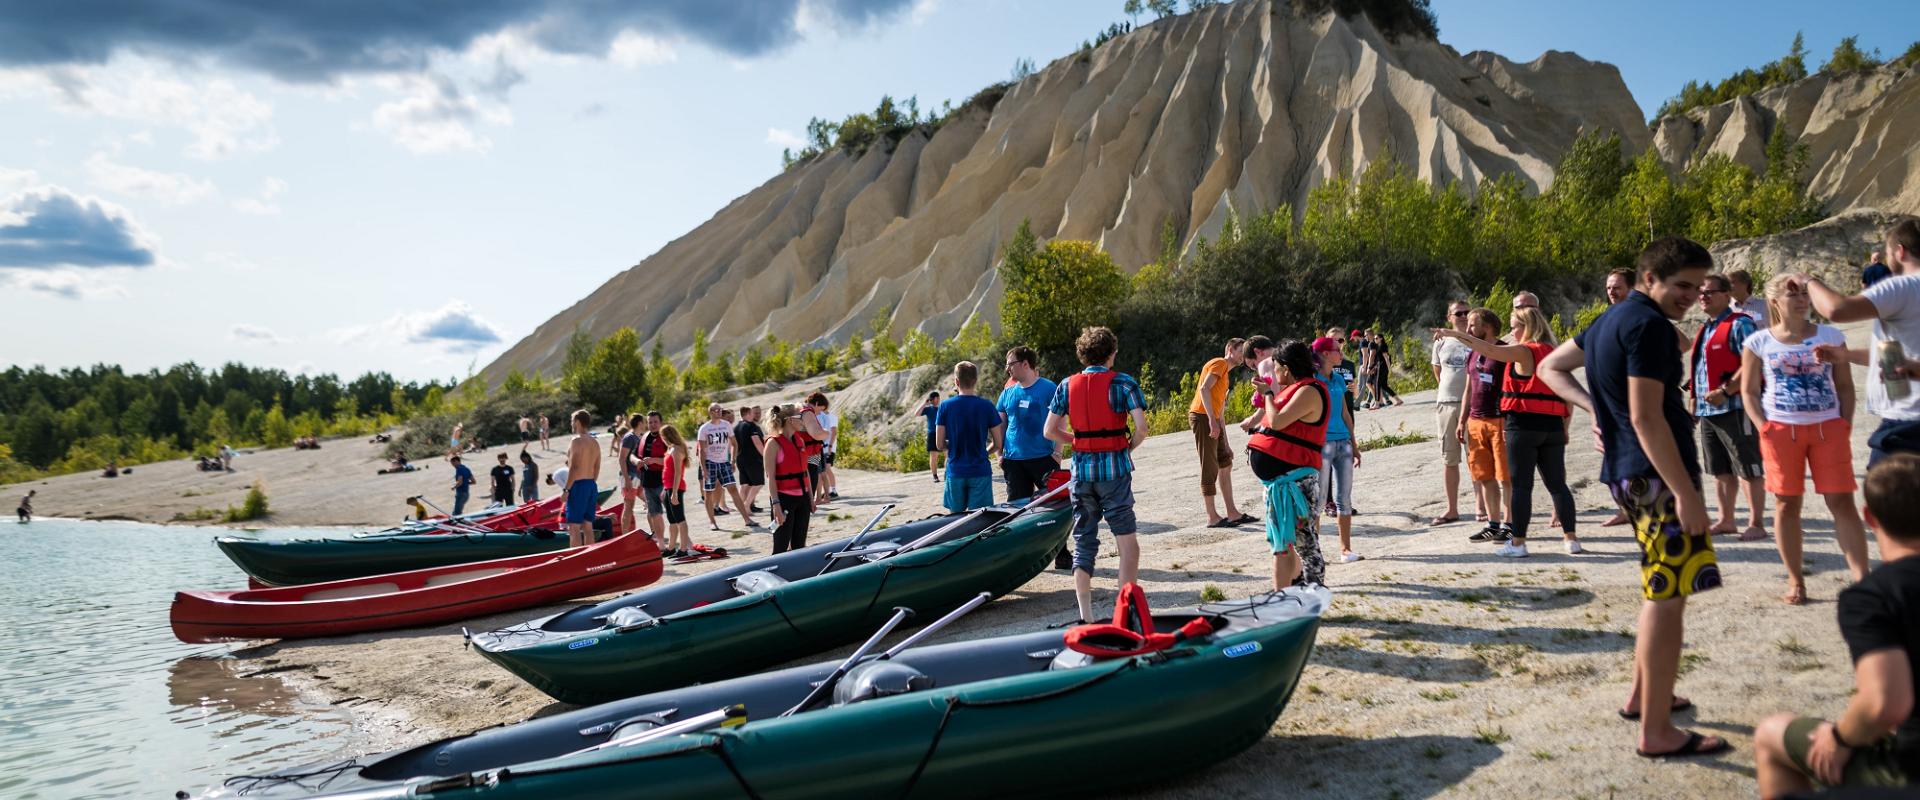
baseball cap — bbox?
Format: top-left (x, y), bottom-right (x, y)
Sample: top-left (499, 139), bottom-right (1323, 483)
top-left (1348, 329), bottom-right (1362, 339)
top-left (1311, 337), bottom-right (1341, 354)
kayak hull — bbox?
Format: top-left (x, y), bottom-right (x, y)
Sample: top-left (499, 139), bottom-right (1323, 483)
top-left (170, 532), bottom-right (663, 643)
top-left (474, 503), bottom-right (1073, 705)
top-left (216, 531), bottom-right (571, 587)
top-left (189, 588), bottom-right (1327, 800)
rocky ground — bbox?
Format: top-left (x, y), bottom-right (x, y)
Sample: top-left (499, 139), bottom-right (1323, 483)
top-left (18, 327), bottom-right (1895, 799)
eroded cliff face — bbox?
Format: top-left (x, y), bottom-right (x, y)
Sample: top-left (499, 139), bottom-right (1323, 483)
top-left (1654, 64), bottom-right (1920, 218)
top-left (487, 0), bottom-right (1648, 378)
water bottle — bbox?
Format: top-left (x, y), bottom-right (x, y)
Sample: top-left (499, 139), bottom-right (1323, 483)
top-left (1880, 339), bottom-right (1911, 400)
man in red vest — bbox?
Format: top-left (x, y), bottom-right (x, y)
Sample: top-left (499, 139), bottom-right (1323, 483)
top-left (1692, 274), bottom-right (1767, 541)
top-left (1046, 326), bottom-right (1150, 623)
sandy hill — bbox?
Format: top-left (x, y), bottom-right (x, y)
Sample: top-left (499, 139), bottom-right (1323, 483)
top-left (484, 0), bottom-right (1647, 379)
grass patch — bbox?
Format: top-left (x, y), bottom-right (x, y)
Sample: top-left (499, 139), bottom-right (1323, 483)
top-left (1199, 584), bottom-right (1227, 603)
top-left (1422, 743), bottom-right (1445, 760)
top-left (171, 507), bottom-right (221, 522)
top-left (1552, 586), bottom-right (1581, 597)
top-left (1305, 683), bottom-right (1324, 695)
top-left (1777, 636), bottom-right (1814, 657)
top-left (1473, 725), bottom-right (1511, 745)
top-left (1358, 424), bottom-right (1433, 452)
top-left (223, 481), bottom-right (269, 523)
top-left (1418, 688), bottom-right (1459, 702)
top-left (1530, 749), bottom-right (1554, 761)
top-left (1677, 652), bottom-right (1710, 678)
top-left (1453, 591), bottom-right (1487, 604)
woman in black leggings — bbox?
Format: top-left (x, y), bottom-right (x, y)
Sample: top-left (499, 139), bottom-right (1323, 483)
top-left (1370, 332), bottom-right (1403, 406)
top-left (1432, 306), bottom-right (1579, 557)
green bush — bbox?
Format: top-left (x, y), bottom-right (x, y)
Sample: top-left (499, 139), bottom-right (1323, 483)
top-left (225, 481), bottom-right (270, 522)
top-left (1823, 35), bottom-right (1882, 73)
top-left (999, 221), bottom-right (1132, 376)
top-left (1655, 33), bottom-right (1808, 119)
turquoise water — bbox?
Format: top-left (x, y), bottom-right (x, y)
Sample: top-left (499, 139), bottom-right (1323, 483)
top-left (0, 518), bottom-right (359, 799)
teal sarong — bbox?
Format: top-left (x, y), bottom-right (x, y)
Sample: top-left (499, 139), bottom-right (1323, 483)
top-left (1260, 466), bottom-right (1318, 554)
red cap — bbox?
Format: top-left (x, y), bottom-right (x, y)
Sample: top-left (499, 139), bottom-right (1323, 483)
top-left (1311, 337), bottom-right (1341, 353)
top-left (1348, 329), bottom-right (1362, 339)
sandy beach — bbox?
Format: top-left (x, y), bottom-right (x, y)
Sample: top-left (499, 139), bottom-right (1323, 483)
top-left (9, 325), bottom-right (1896, 799)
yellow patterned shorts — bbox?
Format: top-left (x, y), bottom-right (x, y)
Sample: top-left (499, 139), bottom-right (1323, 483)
top-left (1609, 476), bottom-right (1722, 600)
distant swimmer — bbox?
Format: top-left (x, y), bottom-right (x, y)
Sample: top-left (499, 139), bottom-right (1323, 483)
top-left (17, 490), bottom-right (33, 522)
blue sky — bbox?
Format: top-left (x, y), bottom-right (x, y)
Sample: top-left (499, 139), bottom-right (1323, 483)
top-left (0, 0), bottom-right (1912, 382)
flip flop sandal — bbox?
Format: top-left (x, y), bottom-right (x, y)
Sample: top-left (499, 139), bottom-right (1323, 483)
top-left (1635, 730), bottom-right (1730, 759)
top-left (1230, 514), bottom-right (1259, 525)
top-left (1617, 698), bottom-right (1694, 721)
top-left (1206, 518), bottom-right (1238, 529)
top-left (1429, 514), bottom-right (1461, 526)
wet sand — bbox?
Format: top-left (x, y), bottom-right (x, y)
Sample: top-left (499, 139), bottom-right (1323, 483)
top-left (15, 325), bottom-right (1891, 799)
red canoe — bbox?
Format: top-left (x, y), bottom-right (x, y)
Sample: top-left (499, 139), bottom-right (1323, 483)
top-left (171, 531), bottom-right (663, 643)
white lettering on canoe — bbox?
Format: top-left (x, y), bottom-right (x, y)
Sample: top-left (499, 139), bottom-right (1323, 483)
top-left (585, 562), bottom-right (616, 573)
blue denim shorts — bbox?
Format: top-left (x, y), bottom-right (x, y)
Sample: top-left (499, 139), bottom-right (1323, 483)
top-left (1070, 475), bottom-right (1137, 573)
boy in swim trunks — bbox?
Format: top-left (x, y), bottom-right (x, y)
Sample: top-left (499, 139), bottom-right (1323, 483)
top-left (1539, 236), bottom-right (1728, 759)
top-left (564, 409), bottom-right (601, 548)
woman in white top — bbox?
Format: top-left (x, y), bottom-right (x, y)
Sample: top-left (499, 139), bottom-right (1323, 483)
top-left (1739, 274), bottom-right (1872, 604)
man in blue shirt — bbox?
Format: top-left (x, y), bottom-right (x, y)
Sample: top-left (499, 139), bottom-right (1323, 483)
top-left (1691, 273), bottom-right (1766, 541)
top-left (1046, 326), bottom-right (1150, 623)
top-left (1540, 236), bottom-right (1727, 760)
top-left (450, 455), bottom-right (475, 516)
top-left (996, 345), bottom-right (1059, 503)
top-left (1863, 250), bottom-right (1892, 289)
top-left (935, 361), bottom-right (1004, 513)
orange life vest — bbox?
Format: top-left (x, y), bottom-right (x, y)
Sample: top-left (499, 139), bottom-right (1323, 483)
top-left (772, 434), bottom-right (811, 495)
top-left (1688, 310), bottom-right (1751, 399)
top-left (1248, 377), bottom-right (1329, 469)
top-left (1499, 341), bottom-right (1569, 417)
top-left (1067, 370), bottom-right (1131, 453)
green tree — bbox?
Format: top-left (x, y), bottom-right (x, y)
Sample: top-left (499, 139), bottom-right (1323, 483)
top-left (1146, 0), bottom-right (1177, 17)
top-left (998, 220), bottom-right (1131, 371)
top-left (565, 328), bottom-right (648, 418)
top-left (1823, 36), bottom-right (1882, 73)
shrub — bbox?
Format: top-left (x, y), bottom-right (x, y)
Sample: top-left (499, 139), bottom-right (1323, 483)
top-left (999, 220), bottom-right (1131, 376)
top-left (225, 481), bottom-right (270, 522)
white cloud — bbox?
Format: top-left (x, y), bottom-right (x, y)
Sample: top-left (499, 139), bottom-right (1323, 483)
top-left (3, 270), bottom-right (129, 300)
top-left (83, 152), bottom-right (217, 205)
top-left (910, 0), bottom-right (941, 25)
top-left (232, 176), bottom-right (288, 216)
top-left (766, 127), bottom-right (806, 149)
top-left (370, 74), bottom-right (511, 154)
top-left (230, 323), bottom-right (287, 344)
top-left (332, 300), bottom-right (505, 353)
top-left (609, 31), bottom-right (679, 67)
top-left (0, 167), bottom-right (40, 193)
top-left (5, 63), bottom-right (280, 159)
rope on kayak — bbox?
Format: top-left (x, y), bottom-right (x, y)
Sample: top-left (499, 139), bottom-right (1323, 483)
top-left (218, 758), bottom-right (361, 794)
top-left (897, 659), bottom-right (1143, 799)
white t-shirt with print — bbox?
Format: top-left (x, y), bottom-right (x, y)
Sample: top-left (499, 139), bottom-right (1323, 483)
top-left (1863, 275), bottom-right (1920, 420)
top-left (696, 421), bottom-right (733, 464)
top-left (1431, 338), bottom-right (1471, 403)
top-left (1744, 325), bottom-right (1846, 426)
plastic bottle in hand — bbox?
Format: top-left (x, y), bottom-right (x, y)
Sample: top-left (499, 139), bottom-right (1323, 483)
top-left (1880, 339), bottom-right (1911, 400)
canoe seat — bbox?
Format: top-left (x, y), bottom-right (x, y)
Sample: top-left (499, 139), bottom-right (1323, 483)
top-left (607, 606), bottom-right (654, 628)
top-left (831, 660), bottom-right (934, 706)
top-left (1049, 649), bottom-right (1098, 670)
top-left (730, 570), bottom-right (788, 596)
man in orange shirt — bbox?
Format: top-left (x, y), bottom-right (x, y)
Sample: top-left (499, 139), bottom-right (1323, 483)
top-left (1192, 335), bottom-right (1270, 528)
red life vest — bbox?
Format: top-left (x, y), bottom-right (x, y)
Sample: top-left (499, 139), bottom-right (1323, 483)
top-left (1248, 377), bottom-right (1329, 469)
top-left (794, 429), bottom-right (823, 459)
top-left (1688, 311), bottom-right (1751, 399)
top-left (1067, 370), bottom-right (1131, 453)
top-left (772, 434), bottom-right (811, 495)
top-left (1498, 341), bottom-right (1569, 417)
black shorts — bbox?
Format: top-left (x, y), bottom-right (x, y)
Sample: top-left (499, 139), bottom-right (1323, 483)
top-left (738, 460), bottom-right (765, 487)
top-left (1699, 412), bottom-right (1763, 478)
top-left (1001, 455), bottom-right (1059, 503)
top-left (665, 493), bottom-right (686, 525)
top-left (926, 432), bottom-right (940, 454)
top-left (807, 462), bottom-right (821, 488)
top-left (824, 451), bottom-right (836, 468)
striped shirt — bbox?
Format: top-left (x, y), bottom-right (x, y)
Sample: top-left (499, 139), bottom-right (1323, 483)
top-left (1048, 367), bottom-right (1147, 482)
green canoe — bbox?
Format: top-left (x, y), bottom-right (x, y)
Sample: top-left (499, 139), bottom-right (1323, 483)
top-left (188, 587), bottom-right (1328, 800)
top-left (472, 499), bottom-right (1073, 705)
top-left (214, 530), bottom-right (571, 587)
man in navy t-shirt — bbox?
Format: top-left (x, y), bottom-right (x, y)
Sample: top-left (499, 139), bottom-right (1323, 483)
top-left (935, 361), bottom-right (1004, 512)
top-left (996, 345), bottom-right (1059, 503)
top-left (1539, 236), bottom-right (1727, 760)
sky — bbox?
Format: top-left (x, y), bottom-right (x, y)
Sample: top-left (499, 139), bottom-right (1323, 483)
top-left (0, 0), bottom-right (1913, 383)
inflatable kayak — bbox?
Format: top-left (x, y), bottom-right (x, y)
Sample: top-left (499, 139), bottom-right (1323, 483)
top-left (187, 585), bottom-right (1327, 800)
top-left (170, 531), bottom-right (664, 643)
top-left (358, 489), bottom-right (613, 539)
top-left (473, 487), bottom-right (1074, 705)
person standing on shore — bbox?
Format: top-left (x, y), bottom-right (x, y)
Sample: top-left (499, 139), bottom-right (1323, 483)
top-left (518, 450), bottom-right (538, 504)
top-left (1431, 300), bottom-right (1474, 526)
top-left (1046, 326), bottom-right (1149, 623)
top-left (812, 395), bottom-right (840, 502)
top-left (1191, 337), bottom-right (1253, 528)
top-left (935, 361), bottom-right (1003, 513)
top-left (1311, 337), bottom-right (1359, 563)
top-left (1457, 309), bottom-right (1513, 542)
top-left (1863, 250), bottom-right (1892, 289)
top-left (1434, 305), bottom-right (1581, 556)
top-left (765, 404), bottom-right (815, 553)
top-left (997, 346), bottom-right (1060, 503)
top-left (697, 403), bottom-right (755, 531)
top-left (1803, 219), bottom-right (1920, 465)
top-left (734, 406), bottom-right (767, 515)
top-left (1539, 235), bottom-right (1727, 759)
top-left (1692, 273), bottom-right (1768, 541)
top-left (449, 455), bottom-right (474, 516)
top-left (1373, 331), bottom-right (1405, 408)
top-left (538, 414), bottom-right (550, 451)
top-left (562, 409), bottom-right (601, 549)
top-left (1600, 270), bottom-right (1634, 528)
top-left (1754, 454), bottom-right (1920, 795)
top-left (517, 414), bottom-right (532, 444)
top-left (1730, 269), bottom-right (1769, 329)
top-left (1354, 329), bottom-right (1377, 409)
top-left (637, 412), bottom-right (669, 539)
top-left (16, 490), bottom-right (32, 522)
top-left (919, 392), bottom-right (943, 483)
top-left (489, 453), bottom-right (515, 508)
top-left (1741, 273), bottom-right (1872, 605)
top-left (1247, 341), bottom-right (1329, 588)
top-left (660, 425), bottom-right (693, 557)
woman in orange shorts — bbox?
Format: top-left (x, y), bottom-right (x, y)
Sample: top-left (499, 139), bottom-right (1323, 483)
top-left (1739, 274), bottom-right (1872, 604)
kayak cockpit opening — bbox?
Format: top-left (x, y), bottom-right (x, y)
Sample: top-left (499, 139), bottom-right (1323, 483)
top-left (831, 661), bottom-right (935, 706)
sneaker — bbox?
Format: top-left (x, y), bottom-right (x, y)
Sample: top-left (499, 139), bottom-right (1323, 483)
top-left (1495, 542), bottom-right (1529, 558)
top-left (1468, 525), bottom-right (1504, 543)
top-left (750, 504), bottom-right (766, 515)
top-left (1564, 539), bottom-right (1584, 555)
top-left (1340, 551), bottom-right (1363, 563)
top-left (716, 507), bottom-right (731, 516)
top-left (829, 490), bottom-right (840, 500)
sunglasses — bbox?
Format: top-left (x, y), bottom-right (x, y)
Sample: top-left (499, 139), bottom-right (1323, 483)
top-left (1514, 304), bottom-right (1537, 310)
top-left (1701, 288), bottom-right (1728, 295)
top-left (1450, 310), bottom-right (1469, 318)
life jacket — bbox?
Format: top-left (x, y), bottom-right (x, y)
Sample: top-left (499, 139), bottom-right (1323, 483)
top-left (1066, 370), bottom-right (1130, 453)
top-left (1688, 310), bottom-right (1751, 399)
top-left (772, 434), bottom-right (811, 495)
top-left (794, 428), bottom-right (823, 460)
top-left (1499, 342), bottom-right (1569, 417)
top-left (1064, 583), bottom-right (1215, 658)
top-left (1247, 377), bottom-right (1329, 469)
